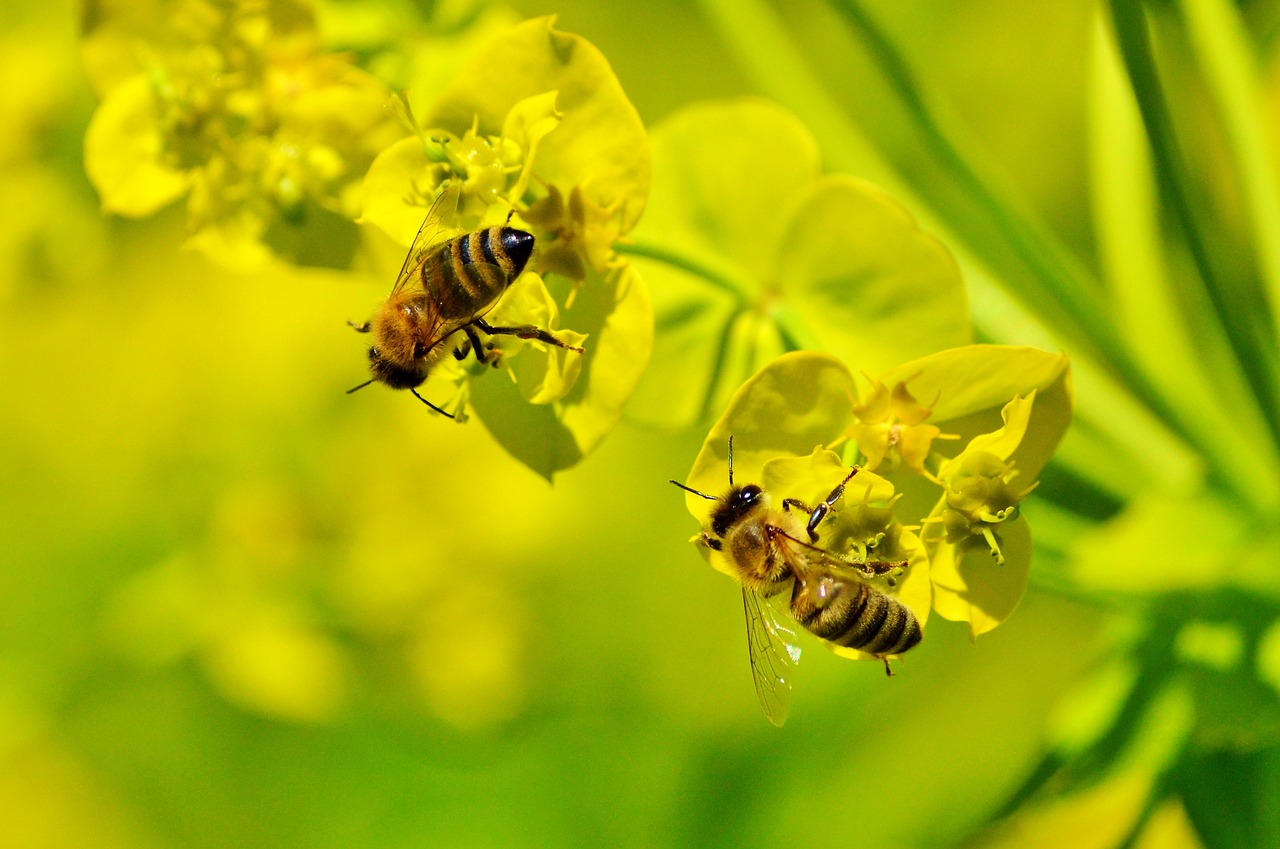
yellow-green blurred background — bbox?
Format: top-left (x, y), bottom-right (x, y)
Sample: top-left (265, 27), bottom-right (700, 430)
top-left (2, 1), bottom-right (1125, 846)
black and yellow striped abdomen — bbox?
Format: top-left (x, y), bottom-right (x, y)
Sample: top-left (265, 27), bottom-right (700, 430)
top-left (419, 226), bottom-right (535, 321)
top-left (790, 579), bottom-right (921, 657)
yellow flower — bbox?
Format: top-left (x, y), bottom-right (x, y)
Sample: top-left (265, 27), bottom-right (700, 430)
top-left (846, 372), bottom-right (957, 477)
top-left (359, 18), bottom-right (653, 480)
top-left (82, 0), bottom-right (401, 268)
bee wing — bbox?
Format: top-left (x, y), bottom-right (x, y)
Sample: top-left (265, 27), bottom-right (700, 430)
top-left (391, 183), bottom-right (463, 295)
top-left (742, 585), bottom-right (801, 727)
top-left (772, 525), bottom-right (906, 585)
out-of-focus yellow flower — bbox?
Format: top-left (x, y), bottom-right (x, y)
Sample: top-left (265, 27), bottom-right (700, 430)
top-left (103, 481), bottom-right (354, 724)
top-left (81, 0), bottom-right (402, 268)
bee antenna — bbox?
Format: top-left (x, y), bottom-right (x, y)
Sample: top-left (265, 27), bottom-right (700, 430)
top-left (670, 480), bottom-right (718, 501)
top-left (410, 387), bottom-right (457, 419)
top-left (346, 379), bottom-right (375, 395)
top-left (727, 435), bottom-right (735, 486)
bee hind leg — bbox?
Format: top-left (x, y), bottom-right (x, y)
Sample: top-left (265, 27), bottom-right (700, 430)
top-left (880, 657), bottom-right (895, 677)
top-left (474, 318), bottom-right (584, 353)
top-left (347, 320), bottom-right (371, 333)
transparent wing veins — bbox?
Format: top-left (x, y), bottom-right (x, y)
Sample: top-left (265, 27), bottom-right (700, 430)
top-left (391, 183), bottom-right (462, 295)
top-left (743, 586), bottom-right (800, 727)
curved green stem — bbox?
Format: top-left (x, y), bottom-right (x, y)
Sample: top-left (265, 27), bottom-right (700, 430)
top-left (615, 240), bottom-right (750, 300)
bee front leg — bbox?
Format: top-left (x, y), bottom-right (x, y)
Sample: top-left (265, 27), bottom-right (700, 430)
top-left (802, 467), bottom-right (862, 540)
top-left (474, 318), bottom-right (584, 353)
top-left (453, 337), bottom-right (472, 361)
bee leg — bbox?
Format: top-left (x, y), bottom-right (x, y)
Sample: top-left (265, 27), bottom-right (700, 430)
top-left (463, 325), bottom-right (501, 367)
top-left (348, 320), bottom-right (371, 333)
top-left (803, 467), bottom-right (862, 540)
top-left (474, 318), bottom-right (584, 353)
top-left (452, 338), bottom-right (472, 361)
top-left (700, 532), bottom-right (722, 552)
top-left (782, 498), bottom-right (813, 515)
top-left (881, 657), bottom-right (895, 677)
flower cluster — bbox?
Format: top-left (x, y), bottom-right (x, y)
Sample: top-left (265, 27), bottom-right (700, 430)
top-left (847, 374), bottom-right (957, 479)
top-left (358, 17), bottom-right (652, 479)
top-left (678, 348), bottom-right (1072, 649)
top-left (83, 0), bottom-right (402, 267)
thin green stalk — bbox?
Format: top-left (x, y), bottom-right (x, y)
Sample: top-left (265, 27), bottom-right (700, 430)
top-left (1089, 12), bottom-right (1280, 511)
top-left (825, 3), bottom-right (1143, 359)
top-left (1109, 0), bottom-right (1280, 452)
top-left (1178, 0), bottom-right (1280, 354)
top-left (615, 240), bottom-right (749, 299)
top-left (698, 305), bottom-right (749, 422)
top-left (829, 1), bottom-right (1115, 338)
top-left (693, 0), bottom-right (1234, 501)
top-left (830, 0), bottom-right (1276, 510)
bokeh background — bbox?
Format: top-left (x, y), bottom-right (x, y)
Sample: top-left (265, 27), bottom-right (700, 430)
top-left (2, 0), bottom-right (1270, 846)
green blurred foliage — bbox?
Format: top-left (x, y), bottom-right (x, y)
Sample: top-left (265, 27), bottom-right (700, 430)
top-left (4, 0), bottom-right (1280, 847)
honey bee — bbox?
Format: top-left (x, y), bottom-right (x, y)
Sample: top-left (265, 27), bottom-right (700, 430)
top-left (671, 438), bottom-right (922, 726)
top-left (347, 185), bottom-right (585, 416)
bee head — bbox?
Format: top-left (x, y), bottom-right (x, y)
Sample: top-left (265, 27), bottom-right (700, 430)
top-left (498, 228), bottom-right (535, 276)
top-left (710, 484), bottom-right (765, 538)
top-left (367, 345), bottom-right (426, 389)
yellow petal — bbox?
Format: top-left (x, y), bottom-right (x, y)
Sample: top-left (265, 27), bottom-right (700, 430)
top-left (84, 75), bottom-right (190, 216)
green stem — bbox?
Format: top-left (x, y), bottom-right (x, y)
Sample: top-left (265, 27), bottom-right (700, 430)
top-left (827, 0), bottom-right (1277, 511)
top-left (698, 306), bottom-right (749, 422)
top-left (615, 240), bottom-right (750, 299)
top-left (1109, 0), bottom-right (1280, 452)
top-left (1179, 0), bottom-right (1280, 345)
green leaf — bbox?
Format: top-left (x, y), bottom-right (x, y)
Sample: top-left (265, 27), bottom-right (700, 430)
top-left (83, 75), bottom-right (190, 216)
top-left (630, 97), bottom-right (820, 282)
top-left (1178, 0), bottom-right (1280, 360)
top-left (625, 263), bottom-right (742, 426)
top-left (1174, 746), bottom-right (1280, 849)
top-left (963, 771), bottom-right (1153, 849)
top-left (1068, 490), bottom-right (1252, 596)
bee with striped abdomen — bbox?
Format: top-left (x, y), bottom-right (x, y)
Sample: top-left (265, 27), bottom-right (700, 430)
top-left (348, 185), bottom-right (584, 416)
top-left (671, 438), bottom-right (922, 726)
